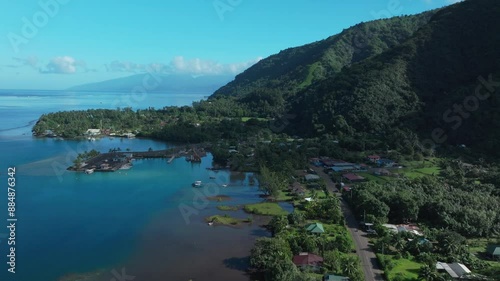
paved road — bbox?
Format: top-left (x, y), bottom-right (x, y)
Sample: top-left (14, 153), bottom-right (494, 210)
top-left (311, 166), bottom-right (385, 281)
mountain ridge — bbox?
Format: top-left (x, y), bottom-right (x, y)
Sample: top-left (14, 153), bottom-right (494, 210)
top-left (68, 74), bottom-right (234, 93)
top-left (211, 0), bottom-right (500, 156)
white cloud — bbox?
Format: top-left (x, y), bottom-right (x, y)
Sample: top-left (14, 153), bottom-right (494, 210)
top-left (169, 56), bottom-right (262, 75)
top-left (104, 57), bottom-right (262, 76)
top-left (40, 56), bottom-right (85, 74)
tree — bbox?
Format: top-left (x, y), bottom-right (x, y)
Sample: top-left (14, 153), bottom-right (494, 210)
top-left (334, 234), bottom-right (352, 253)
top-left (73, 157), bottom-right (83, 169)
top-left (268, 215), bottom-right (288, 237)
top-left (340, 255), bottom-right (364, 281)
top-left (250, 237), bottom-right (293, 274)
top-left (418, 265), bottom-right (445, 281)
top-left (287, 210), bottom-right (305, 225)
top-left (258, 165), bottom-right (287, 199)
top-left (323, 250), bottom-right (342, 272)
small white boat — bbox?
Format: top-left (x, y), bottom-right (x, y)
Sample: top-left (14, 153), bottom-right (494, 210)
top-left (192, 180), bottom-right (202, 187)
top-left (120, 163), bottom-right (132, 170)
top-left (222, 184), bottom-right (228, 187)
top-left (85, 169), bottom-right (95, 174)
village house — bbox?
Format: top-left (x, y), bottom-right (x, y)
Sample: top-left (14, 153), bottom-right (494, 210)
top-left (383, 224), bottom-right (424, 236)
top-left (289, 182), bottom-right (306, 196)
top-left (324, 274), bottom-right (350, 281)
top-left (86, 129), bottom-right (101, 136)
top-left (367, 155), bottom-right (381, 163)
top-left (304, 174), bottom-right (321, 182)
top-left (342, 173), bottom-right (364, 183)
top-left (306, 222), bottom-right (325, 234)
top-left (377, 158), bottom-right (395, 167)
top-left (487, 244), bottom-right (500, 260)
top-left (436, 262), bottom-right (472, 279)
top-left (292, 252), bottom-right (324, 271)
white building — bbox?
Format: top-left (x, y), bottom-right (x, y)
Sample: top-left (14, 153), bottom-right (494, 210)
top-left (436, 262), bottom-right (471, 279)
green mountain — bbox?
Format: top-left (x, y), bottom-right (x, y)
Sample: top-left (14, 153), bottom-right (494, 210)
top-left (213, 0), bottom-right (500, 156)
top-left (213, 10), bottom-right (437, 100)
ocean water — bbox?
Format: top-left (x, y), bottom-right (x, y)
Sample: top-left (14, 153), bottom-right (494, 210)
top-left (0, 90), bottom-right (272, 281)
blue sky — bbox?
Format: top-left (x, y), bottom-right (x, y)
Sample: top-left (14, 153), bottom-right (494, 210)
top-left (0, 0), bottom-right (460, 89)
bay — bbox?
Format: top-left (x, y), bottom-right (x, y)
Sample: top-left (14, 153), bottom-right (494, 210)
top-left (0, 90), bottom-right (270, 281)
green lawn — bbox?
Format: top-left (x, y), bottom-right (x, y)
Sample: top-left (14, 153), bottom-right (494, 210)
top-left (275, 190), bottom-right (294, 201)
top-left (206, 215), bottom-right (251, 226)
top-left (378, 254), bottom-right (422, 281)
top-left (358, 172), bottom-right (391, 183)
top-left (398, 158), bottom-right (442, 179)
top-left (244, 202), bottom-right (288, 216)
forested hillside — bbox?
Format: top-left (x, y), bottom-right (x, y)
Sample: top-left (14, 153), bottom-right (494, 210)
top-left (290, 0), bottom-right (500, 156)
top-left (208, 0), bottom-right (500, 157)
top-left (212, 10), bottom-right (436, 102)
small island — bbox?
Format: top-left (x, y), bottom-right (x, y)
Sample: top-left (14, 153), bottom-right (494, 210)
top-left (206, 214), bottom-right (252, 226)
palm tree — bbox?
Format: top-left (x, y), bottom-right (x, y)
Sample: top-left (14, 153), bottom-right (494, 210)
top-left (341, 256), bottom-right (358, 278)
top-left (418, 265), bottom-right (448, 281)
top-left (418, 265), bottom-right (434, 281)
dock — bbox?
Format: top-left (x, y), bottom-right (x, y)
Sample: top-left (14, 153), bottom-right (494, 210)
top-left (69, 144), bottom-right (210, 173)
top-left (168, 155), bottom-right (175, 164)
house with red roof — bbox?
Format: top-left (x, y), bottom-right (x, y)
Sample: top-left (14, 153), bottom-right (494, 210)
top-left (342, 173), bottom-right (365, 182)
top-left (292, 252), bottom-right (324, 270)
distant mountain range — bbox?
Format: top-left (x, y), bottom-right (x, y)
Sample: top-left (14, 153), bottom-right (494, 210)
top-left (210, 0), bottom-right (500, 156)
top-left (68, 74), bottom-right (234, 93)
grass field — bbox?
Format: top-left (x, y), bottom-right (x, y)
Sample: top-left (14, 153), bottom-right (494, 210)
top-left (398, 159), bottom-right (442, 179)
top-left (244, 202), bottom-right (288, 216)
top-left (206, 215), bottom-right (251, 226)
top-left (358, 172), bottom-right (391, 183)
top-left (275, 190), bottom-right (294, 201)
top-left (378, 254), bottom-right (422, 281)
